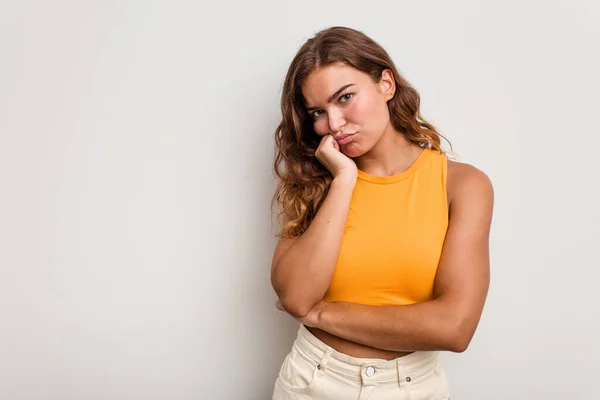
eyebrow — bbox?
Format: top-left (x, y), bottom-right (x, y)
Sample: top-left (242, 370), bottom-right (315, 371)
top-left (305, 83), bottom-right (355, 112)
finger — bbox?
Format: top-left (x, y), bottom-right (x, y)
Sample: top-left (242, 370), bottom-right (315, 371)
top-left (317, 134), bottom-right (329, 148)
top-left (332, 137), bottom-right (340, 151)
top-left (316, 135), bottom-right (329, 154)
top-left (319, 134), bottom-right (333, 149)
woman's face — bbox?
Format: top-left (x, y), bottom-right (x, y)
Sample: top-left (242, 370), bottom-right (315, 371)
top-left (301, 62), bottom-right (395, 158)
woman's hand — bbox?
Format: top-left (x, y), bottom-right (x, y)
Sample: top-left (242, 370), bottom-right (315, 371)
top-left (315, 134), bottom-right (357, 181)
top-left (275, 299), bottom-right (331, 328)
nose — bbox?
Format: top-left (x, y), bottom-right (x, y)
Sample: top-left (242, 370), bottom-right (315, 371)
top-left (328, 108), bottom-right (346, 134)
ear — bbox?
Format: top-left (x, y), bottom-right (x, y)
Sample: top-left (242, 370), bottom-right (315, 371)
top-left (378, 69), bottom-right (396, 100)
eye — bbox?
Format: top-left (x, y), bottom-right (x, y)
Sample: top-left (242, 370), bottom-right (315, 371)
top-left (339, 93), bottom-right (353, 103)
top-left (310, 110), bottom-right (323, 119)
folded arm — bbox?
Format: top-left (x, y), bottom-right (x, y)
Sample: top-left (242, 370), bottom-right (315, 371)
top-left (271, 176), bottom-right (356, 318)
top-left (312, 164), bottom-right (494, 353)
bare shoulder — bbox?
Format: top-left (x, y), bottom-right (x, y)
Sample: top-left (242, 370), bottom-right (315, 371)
top-left (446, 159), bottom-right (494, 211)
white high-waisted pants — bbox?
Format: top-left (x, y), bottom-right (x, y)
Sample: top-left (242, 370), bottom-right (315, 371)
top-left (272, 324), bottom-right (450, 399)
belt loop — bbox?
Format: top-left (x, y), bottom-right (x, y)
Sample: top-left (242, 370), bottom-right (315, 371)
top-left (316, 347), bottom-right (333, 375)
top-left (396, 358), bottom-right (412, 398)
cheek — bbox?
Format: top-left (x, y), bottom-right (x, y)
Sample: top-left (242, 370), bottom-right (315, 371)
top-left (314, 119), bottom-right (328, 135)
top-left (349, 93), bottom-right (382, 123)
top-left (356, 94), bottom-right (388, 128)
top-left (348, 99), bottom-right (367, 121)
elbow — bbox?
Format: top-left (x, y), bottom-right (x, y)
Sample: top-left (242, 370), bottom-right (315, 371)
top-left (273, 283), bottom-right (313, 318)
top-left (272, 276), bottom-right (316, 318)
top-left (278, 296), bottom-right (313, 319)
top-left (272, 281), bottom-right (306, 318)
top-left (447, 334), bottom-right (471, 353)
top-left (445, 321), bottom-right (475, 353)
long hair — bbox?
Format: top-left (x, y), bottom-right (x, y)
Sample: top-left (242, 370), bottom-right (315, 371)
top-left (272, 26), bottom-right (450, 238)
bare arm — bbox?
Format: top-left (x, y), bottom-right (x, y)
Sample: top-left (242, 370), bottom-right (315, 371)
top-left (271, 175), bottom-right (356, 318)
top-left (312, 163), bottom-right (494, 352)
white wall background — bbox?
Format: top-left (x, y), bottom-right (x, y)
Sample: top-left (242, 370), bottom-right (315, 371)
top-left (1, 1), bottom-right (598, 399)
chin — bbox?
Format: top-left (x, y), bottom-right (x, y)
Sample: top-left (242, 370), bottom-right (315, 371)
top-left (342, 139), bottom-right (373, 157)
top-left (341, 145), bottom-right (364, 158)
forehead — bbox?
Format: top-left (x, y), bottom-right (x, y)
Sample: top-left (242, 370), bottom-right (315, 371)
top-left (301, 63), bottom-right (372, 105)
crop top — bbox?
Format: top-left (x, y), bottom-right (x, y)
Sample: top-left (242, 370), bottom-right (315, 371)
top-left (323, 148), bottom-right (449, 306)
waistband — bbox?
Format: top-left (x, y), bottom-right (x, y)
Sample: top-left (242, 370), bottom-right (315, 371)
top-left (295, 324), bottom-right (440, 384)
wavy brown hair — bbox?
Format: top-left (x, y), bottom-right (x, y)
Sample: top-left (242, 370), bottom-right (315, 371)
top-left (271, 26), bottom-right (451, 238)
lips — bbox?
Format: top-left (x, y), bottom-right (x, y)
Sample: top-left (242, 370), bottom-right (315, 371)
top-left (334, 133), bottom-right (357, 144)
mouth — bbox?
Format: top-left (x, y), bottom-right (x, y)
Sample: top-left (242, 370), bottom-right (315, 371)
top-left (335, 133), bottom-right (357, 145)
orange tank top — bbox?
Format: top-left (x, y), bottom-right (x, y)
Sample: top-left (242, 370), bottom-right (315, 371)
top-left (323, 148), bottom-right (449, 306)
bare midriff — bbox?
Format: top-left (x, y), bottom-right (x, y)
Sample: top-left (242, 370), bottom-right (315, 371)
top-left (306, 326), bottom-right (412, 360)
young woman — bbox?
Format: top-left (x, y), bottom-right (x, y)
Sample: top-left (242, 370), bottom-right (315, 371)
top-left (270, 26), bottom-right (494, 400)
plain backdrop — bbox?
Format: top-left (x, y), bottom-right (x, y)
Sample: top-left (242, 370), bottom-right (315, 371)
top-left (1, 1), bottom-right (599, 399)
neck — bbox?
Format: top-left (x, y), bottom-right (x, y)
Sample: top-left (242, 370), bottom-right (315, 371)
top-left (354, 125), bottom-right (423, 177)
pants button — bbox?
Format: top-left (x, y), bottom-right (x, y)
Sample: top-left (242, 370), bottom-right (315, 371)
top-left (365, 366), bottom-right (375, 377)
